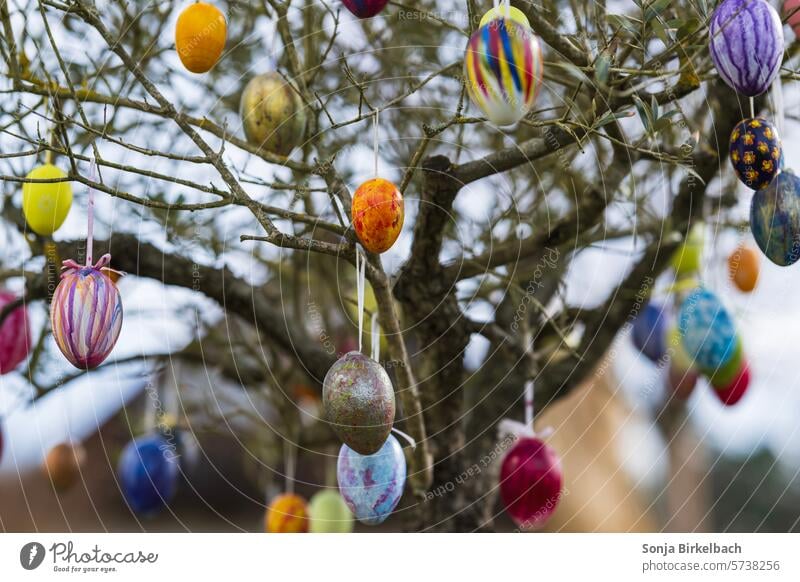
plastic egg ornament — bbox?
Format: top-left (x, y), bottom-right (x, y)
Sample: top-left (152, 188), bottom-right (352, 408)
top-left (785, 0), bottom-right (800, 40)
top-left (728, 245), bottom-right (760, 292)
top-left (22, 164), bottom-right (73, 235)
top-left (337, 434), bottom-right (406, 526)
top-left (479, 5), bottom-right (530, 28)
top-left (117, 433), bottom-right (180, 516)
top-left (351, 178), bottom-right (404, 254)
top-left (750, 170), bottom-right (800, 266)
top-left (240, 72), bottom-right (307, 156)
top-left (464, 18), bottom-right (543, 126)
top-left (42, 442), bottom-right (87, 492)
top-left (265, 493), bottom-right (309, 533)
top-left (713, 362), bottom-right (750, 406)
top-left (323, 351), bottom-right (395, 454)
top-left (709, 0), bottom-right (784, 97)
top-left (341, 0), bottom-right (389, 18)
top-left (50, 262), bottom-right (123, 369)
top-left (630, 302), bottom-right (668, 363)
top-left (308, 490), bottom-right (354, 533)
top-left (0, 291), bottom-right (31, 374)
top-left (499, 437), bottom-right (564, 529)
top-left (175, 2), bottom-right (226, 74)
top-left (678, 288), bottom-right (738, 374)
top-left (670, 223), bottom-right (704, 276)
top-left (729, 118), bottom-right (782, 191)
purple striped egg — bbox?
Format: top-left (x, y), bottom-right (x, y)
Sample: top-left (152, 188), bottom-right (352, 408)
top-left (341, 0), bottom-right (388, 18)
top-left (50, 266), bottom-right (123, 369)
top-left (709, 0), bottom-right (784, 97)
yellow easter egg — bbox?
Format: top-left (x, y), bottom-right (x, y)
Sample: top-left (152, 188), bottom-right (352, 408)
top-left (22, 164), bottom-right (73, 236)
top-left (479, 6), bottom-right (530, 28)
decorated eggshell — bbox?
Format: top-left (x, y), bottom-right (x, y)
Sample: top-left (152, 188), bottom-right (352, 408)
top-left (670, 222), bottom-right (704, 276)
top-left (117, 433), bottom-right (180, 516)
top-left (678, 288), bottom-right (738, 373)
top-left (42, 442), bottom-right (87, 492)
top-left (308, 490), bottom-right (354, 533)
top-left (51, 265), bottom-right (122, 369)
top-left (750, 170), bottom-right (800, 266)
top-left (479, 6), bottom-right (530, 28)
top-left (265, 493), bottom-right (309, 533)
top-left (707, 336), bottom-right (743, 389)
top-left (175, 2), bottom-right (227, 74)
top-left (631, 302), bottom-right (668, 363)
top-left (341, 0), bottom-right (389, 18)
top-left (666, 325), bottom-right (695, 373)
top-left (713, 361), bottom-right (750, 406)
top-left (323, 351), bottom-right (395, 455)
top-left (351, 178), bottom-right (404, 254)
top-left (729, 118), bottom-right (781, 191)
top-left (499, 437), bottom-right (563, 529)
top-left (0, 291), bottom-right (31, 374)
top-left (337, 434), bottom-right (406, 525)
top-left (728, 244), bottom-right (760, 292)
top-left (22, 164), bottom-right (73, 236)
top-left (668, 365), bottom-right (698, 401)
top-left (464, 19), bottom-right (543, 126)
top-left (709, 0), bottom-right (784, 97)
top-left (240, 72), bottom-right (307, 156)
top-left (785, 0), bottom-right (800, 40)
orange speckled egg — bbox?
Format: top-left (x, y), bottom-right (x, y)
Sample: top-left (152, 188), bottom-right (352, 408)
top-left (351, 178), bottom-right (404, 254)
top-left (265, 493), bottom-right (309, 533)
top-left (727, 245), bottom-right (760, 293)
top-left (175, 3), bottom-right (226, 74)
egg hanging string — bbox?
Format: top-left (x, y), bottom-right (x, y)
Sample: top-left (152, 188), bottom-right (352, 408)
top-left (283, 436), bottom-right (297, 495)
top-left (749, 96), bottom-right (754, 119)
top-left (370, 311), bottom-right (380, 362)
top-left (355, 248), bottom-right (366, 352)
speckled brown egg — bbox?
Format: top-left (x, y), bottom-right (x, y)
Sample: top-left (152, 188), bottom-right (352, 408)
top-left (240, 72), bottom-right (307, 157)
top-left (322, 351), bottom-right (395, 455)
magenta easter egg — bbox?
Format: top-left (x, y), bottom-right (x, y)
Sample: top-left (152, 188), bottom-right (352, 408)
top-left (341, 0), bottom-right (388, 18)
top-left (499, 437), bottom-right (564, 529)
top-left (0, 291), bottom-right (31, 374)
top-left (50, 263), bottom-right (122, 369)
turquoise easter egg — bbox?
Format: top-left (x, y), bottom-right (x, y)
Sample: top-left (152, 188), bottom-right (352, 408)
top-left (678, 288), bottom-right (738, 373)
top-left (750, 170), bottom-right (800, 266)
top-left (337, 434), bottom-right (406, 526)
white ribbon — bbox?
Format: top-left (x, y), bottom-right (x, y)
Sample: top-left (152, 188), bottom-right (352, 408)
top-left (355, 248), bottom-right (366, 352)
top-left (371, 311), bottom-right (380, 362)
top-left (391, 427), bottom-right (417, 449)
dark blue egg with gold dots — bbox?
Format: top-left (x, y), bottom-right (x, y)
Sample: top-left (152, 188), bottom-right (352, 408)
top-left (729, 117), bottom-right (782, 190)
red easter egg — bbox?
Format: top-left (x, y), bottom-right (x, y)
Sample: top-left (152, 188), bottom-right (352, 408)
top-left (351, 178), bottom-right (404, 254)
top-left (0, 291), bottom-right (31, 374)
top-left (668, 365), bottom-right (698, 401)
top-left (499, 437), bottom-right (563, 528)
top-left (713, 362), bottom-right (750, 406)
top-left (785, 0), bottom-right (800, 40)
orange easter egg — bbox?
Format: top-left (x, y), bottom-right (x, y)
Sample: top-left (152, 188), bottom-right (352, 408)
top-left (175, 2), bottom-right (226, 74)
top-left (728, 245), bottom-right (760, 292)
top-left (42, 442), bottom-right (87, 492)
top-left (351, 178), bottom-right (404, 254)
top-left (265, 493), bottom-right (309, 533)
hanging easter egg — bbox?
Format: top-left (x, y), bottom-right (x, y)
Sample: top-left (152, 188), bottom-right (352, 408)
top-left (479, 5), bottom-right (530, 28)
top-left (499, 437), bottom-right (563, 529)
top-left (308, 490), bottom-right (354, 533)
top-left (750, 170), bottom-right (800, 266)
top-left (630, 302), bottom-right (668, 363)
top-left (667, 366), bottom-right (698, 401)
top-left (50, 257), bottom-right (122, 369)
top-left (175, 2), bottom-right (227, 74)
top-left (351, 178), bottom-right (404, 254)
top-left (117, 433), bottom-right (180, 516)
top-left (728, 244), bottom-right (760, 292)
top-left (265, 493), bottom-right (309, 533)
top-left (323, 351), bottom-right (395, 455)
top-left (785, 0), bottom-right (800, 40)
top-left (678, 288), bottom-right (738, 373)
top-left (341, 0), bottom-right (389, 18)
top-left (337, 434), bottom-right (406, 525)
top-left (713, 361), bottom-right (750, 406)
top-left (670, 222), bottom-right (704, 276)
top-left (707, 336), bottom-right (744, 388)
top-left (42, 442), bottom-right (87, 492)
top-left (729, 118), bottom-right (782, 191)
top-left (464, 18), bottom-right (543, 126)
top-left (22, 164), bottom-right (73, 236)
top-left (0, 291), bottom-right (30, 374)
top-left (240, 72), bottom-right (307, 157)
top-left (709, 0), bottom-right (784, 97)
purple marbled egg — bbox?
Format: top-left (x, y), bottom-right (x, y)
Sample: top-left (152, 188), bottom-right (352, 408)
top-left (323, 351), bottom-right (395, 455)
top-left (709, 0), bottom-right (784, 96)
top-left (337, 434), bottom-right (406, 525)
top-left (341, 0), bottom-right (389, 18)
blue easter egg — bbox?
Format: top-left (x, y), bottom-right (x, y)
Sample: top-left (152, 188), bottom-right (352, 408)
top-left (750, 170), bottom-right (800, 266)
top-left (117, 433), bottom-right (180, 516)
top-left (631, 302), bottom-right (668, 363)
top-left (337, 434), bottom-right (406, 525)
top-left (729, 118), bottom-right (782, 191)
top-left (678, 288), bottom-right (738, 373)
